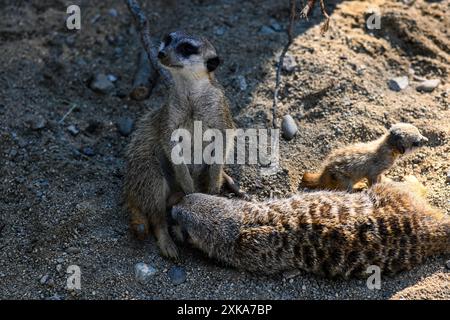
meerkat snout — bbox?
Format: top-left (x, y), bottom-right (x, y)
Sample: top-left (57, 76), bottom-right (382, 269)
top-left (158, 31), bottom-right (221, 73)
top-left (387, 123), bottom-right (428, 154)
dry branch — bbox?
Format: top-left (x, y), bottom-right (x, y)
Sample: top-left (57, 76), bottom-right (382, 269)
top-left (130, 48), bottom-right (158, 100)
top-left (271, 0), bottom-right (296, 129)
top-left (125, 0), bottom-right (173, 87)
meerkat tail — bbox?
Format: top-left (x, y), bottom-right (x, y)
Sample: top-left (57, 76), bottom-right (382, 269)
top-left (301, 172), bottom-right (321, 189)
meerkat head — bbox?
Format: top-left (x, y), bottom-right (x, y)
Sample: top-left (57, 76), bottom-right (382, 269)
top-left (387, 123), bottom-right (428, 154)
top-left (157, 31), bottom-right (221, 79)
top-left (170, 193), bottom-right (240, 253)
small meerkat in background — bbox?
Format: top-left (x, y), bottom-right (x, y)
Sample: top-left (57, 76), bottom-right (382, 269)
top-left (301, 123), bottom-right (428, 192)
top-left (169, 179), bottom-right (449, 278)
top-left (124, 31), bottom-right (237, 259)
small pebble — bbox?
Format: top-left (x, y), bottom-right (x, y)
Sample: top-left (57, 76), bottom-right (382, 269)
top-left (237, 75), bottom-right (247, 91)
top-left (27, 115), bottom-right (47, 130)
top-left (269, 19), bottom-right (282, 32)
top-left (416, 79), bottom-right (440, 93)
top-left (67, 246), bottom-right (81, 254)
top-left (135, 262), bottom-right (157, 283)
top-left (388, 76), bottom-right (409, 92)
top-left (67, 125), bottom-right (79, 136)
top-left (40, 274), bottom-right (49, 285)
top-left (282, 53), bottom-right (297, 73)
top-left (214, 27), bottom-right (226, 36)
top-left (81, 147), bottom-right (95, 157)
top-left (89, 73), bottom-right (115, 94)
top-left (446, 170), bottom-right (450, 183)
top-left (281, 115), bottom-right (298, 140)
top-left (168, 266), bottom-right (187, 285)
top-left (445, 260), bottom-right (450, 270)
top-left (108, 8), bottom-right (118, 17)
top-left (117, 117), bottom-right (134, 137)
top-left (259, 25), bottom-right (276, 35)
top-left (107, 74), bottom-right (118, 82)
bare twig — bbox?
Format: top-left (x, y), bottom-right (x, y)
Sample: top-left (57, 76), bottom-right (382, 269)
top-left (130, 48), bottom-right (158, 100)
top-left (299, 0), bottom-right (330, 35)
top-left (58, 103), bottom-right (78, 124)
top-left (272, 0), bottom-right (296, 129)
top-left (125, 0), bottom-right (173, 87)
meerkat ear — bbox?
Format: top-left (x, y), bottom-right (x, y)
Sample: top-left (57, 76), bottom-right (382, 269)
top-left (206, 56), bottom-right (221, 72)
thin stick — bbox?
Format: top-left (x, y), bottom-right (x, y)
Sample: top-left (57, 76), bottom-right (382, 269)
top-left (272, 0), bottom-right (296, 129)
top-left (130, 48), bottom-right (158, 100)
top-left (59, 103), bottom-right (78, 124)
top-left (125, 0), bottom-right (173, 87)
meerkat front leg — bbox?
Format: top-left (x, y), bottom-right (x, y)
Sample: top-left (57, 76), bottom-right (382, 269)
top-left (207, 164), bottom-right (223, 194)
top-left (164, 140), bottom-right (195, 194)
top-left (367, 174), bottom-right (381, 187)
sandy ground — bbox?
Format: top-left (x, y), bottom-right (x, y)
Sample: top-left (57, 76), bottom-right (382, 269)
top-left (0, 0), bottom-right (448, 299)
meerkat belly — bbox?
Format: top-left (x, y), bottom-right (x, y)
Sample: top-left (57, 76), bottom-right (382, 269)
top-left (177, 118), bottom-right (217, 179)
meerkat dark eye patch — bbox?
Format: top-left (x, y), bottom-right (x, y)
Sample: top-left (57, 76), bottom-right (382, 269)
top-left (206, 56), bottom-right (220, 72)
top-left (176, 42), bottom-right (199, 57)
top-left (412, 141), bottom-right (420, 147)
top-left (163, 34), bottom-right (172, 46)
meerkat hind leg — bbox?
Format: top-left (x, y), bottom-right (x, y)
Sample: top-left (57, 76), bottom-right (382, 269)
top-left (152, 212), bottom-right (179, 260)
top-left (129, 204), bottom-right (150, 240)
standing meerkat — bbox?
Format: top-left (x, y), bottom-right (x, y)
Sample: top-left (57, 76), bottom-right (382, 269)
top-left (169, 178), bottom-right (449, 278)
top-left (124, 31), bottom-right (237, 259)
top-left (301, 123), bottom-right (428, 191)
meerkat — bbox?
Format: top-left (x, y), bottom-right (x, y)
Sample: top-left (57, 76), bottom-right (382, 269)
top-left (301, 123), bottom-right (428, 191)
top-left (123, 31), bottom-right (238, 259)
top-left (169, 178), bottom-right (449, 278)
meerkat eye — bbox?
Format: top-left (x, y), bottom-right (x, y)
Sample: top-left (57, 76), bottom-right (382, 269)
top-left (176, 43), bottom-right (199, 57)
top-left (163, 34), bottom-right (172, 46)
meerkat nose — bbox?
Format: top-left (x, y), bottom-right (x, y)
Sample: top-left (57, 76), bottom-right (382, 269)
top-left (158, 51), bottom-right (167, 59)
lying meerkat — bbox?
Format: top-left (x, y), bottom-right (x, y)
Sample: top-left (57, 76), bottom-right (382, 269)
top-left (169, 178), bottom-right (449, 278)
top-left (301, 123), bottom-right (428, 191)
top-left (124, 31), bottom-right (238, 259)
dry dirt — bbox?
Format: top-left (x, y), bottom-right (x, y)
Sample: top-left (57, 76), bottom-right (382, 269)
top-left (0, 0), bottom-right (448, 300)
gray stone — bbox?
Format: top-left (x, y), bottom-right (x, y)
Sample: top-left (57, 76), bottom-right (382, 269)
top-left (135, 262), bottom-right (157, 283)
top-left (168, 266), bottom-right (187, 285)
top-left (81, 147), bottom-right (95, 157)
top-left (237, 76), bottom-right (247, 91)
top-left (40, 274), bottom-right (49, 285)
top-left (269, 19), bottom-right (282, 32)
top-left (446, 260), bottom-right (450, 270)
top-left (67, 125), bottom-right (79, 136)
top-left (89, 74), bottom-right (115, 94)
top-left (281, 115), bottom-right (298, 140)
top-left (108, 8), bottom-right (118, 17)
top-left (259, 26), bottom-right (276, 35)
top-left (117, 117), bottom-right (134, 137)
top-left (446, 170), bottom-right (450, 183)
top-left (282, 54), bottom-right (297, 73)
top-left (27, 115), bottom-right (47, 130)
top-left (107, 74), bottom-right (118, 82)
top-left (416, 79), bottom-right (440, 93)
top-left (67, 246), bottom-right (81, 254)
top-left (388, 76), bottom-right (409, 91)
top-left (214, 27), bottom-right (226, 36)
